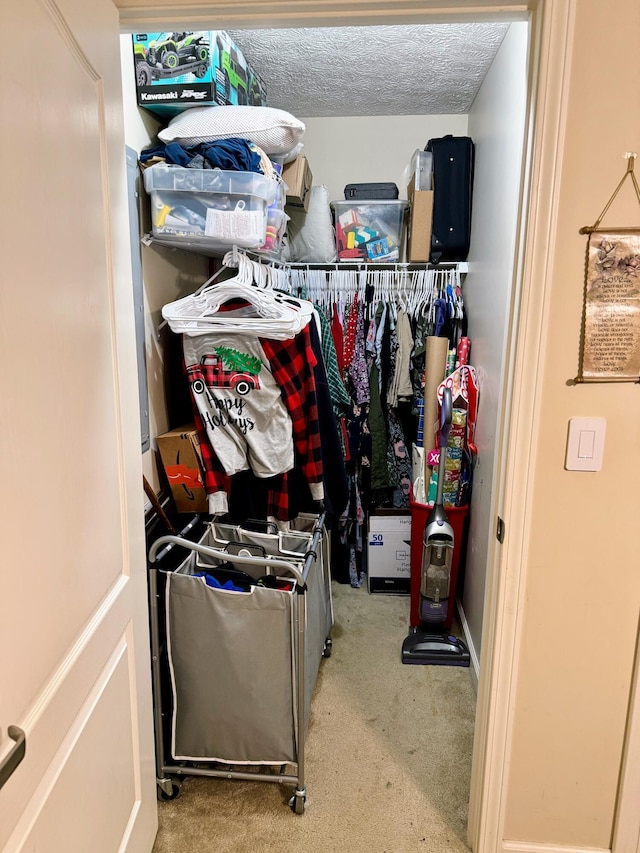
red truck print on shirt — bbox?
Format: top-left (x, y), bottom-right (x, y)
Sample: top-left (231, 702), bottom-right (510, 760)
top-left (187, 348), bottom-right (261, 398)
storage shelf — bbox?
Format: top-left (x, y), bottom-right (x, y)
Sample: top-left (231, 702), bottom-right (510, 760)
top-left (143, 234), bottom-right (468, 273)
top-left (284, 261), bottom-right (469, 273)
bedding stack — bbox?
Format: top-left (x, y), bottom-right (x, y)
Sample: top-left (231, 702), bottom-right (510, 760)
top-left (140, 105), bottom-right (306, 257)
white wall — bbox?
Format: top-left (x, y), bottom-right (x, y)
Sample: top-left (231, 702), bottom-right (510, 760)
top-left (119, 35), bottom-right (209, 495)
top-left (119, 35), bottom-right (163, 153)
top-left (505, 0), bottom-right (640, 843)
top-left (463, 22), bottom-right (529, 660)
top-left (299, 114), bottom-right (468, 204)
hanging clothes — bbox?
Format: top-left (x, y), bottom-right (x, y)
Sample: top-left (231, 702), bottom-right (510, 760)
top-left (316, 308), bottom-right (351, 418)
top-left (368, 361), bottom-right (391, 500)
top-left (387, 310), bottom-right (414, 408)
top-left (386, 410), bottom-right (413, 508)
top-left (181, 258), bottom-right (470, 527)
top-left (183, 332), bottom-right (295, 485)
top-left (306, 320), bottom-right (349, 522)
top-left (347, 295), bottom-right (370, 406)
top-left (188, 322), bottom-right (325, 520)
top-left (160, 252), bottom-right (327, 520)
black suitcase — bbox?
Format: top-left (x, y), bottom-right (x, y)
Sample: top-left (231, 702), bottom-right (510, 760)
top-left (344, 182), bottom-right (399, 200)
top-left (426, 136), bottom-right (475, 263)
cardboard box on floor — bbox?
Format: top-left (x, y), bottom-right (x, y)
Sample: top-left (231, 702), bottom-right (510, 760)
top-left (367, 511), bottom-right (412, 594)
top-left (406, 181), bottom-right (434, 263)
top-left (283, 156), bottom-right (313, 212)
top-left (156, 425), bottom-right (208, 513)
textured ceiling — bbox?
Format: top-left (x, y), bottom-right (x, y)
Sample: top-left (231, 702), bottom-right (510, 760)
top-left (227, 23), bottom-right (510, 118)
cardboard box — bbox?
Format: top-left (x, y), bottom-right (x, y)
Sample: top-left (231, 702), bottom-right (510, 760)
top-left (282, 156), bottom-right (313, 212)
top-left (367, 511), bottom-right (412, 594)
top-left (406, 182), bottom-right (434, 263)
top-left (132, 31), bottom-right (267, 117)
top-left (156, 425), bottom-right (208, 513)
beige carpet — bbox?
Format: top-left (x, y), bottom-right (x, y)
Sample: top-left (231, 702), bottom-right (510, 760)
top-left (153, 582), bottom-right (476, 853)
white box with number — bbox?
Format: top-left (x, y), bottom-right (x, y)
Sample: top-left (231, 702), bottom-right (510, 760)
top-left (367, 511), bottom-right (411, 594)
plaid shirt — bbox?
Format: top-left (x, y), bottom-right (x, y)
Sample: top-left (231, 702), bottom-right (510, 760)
top-left (317, 308), bottom-right (351, 417)
top-left (189, 324), bottom-right (324, 520)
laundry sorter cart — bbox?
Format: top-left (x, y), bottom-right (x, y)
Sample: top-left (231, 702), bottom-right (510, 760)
top-left (147, 511), bottom-right (332, 814)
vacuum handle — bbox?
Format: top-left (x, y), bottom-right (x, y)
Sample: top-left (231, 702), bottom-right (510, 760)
top-left (440, 387), bottom-right (453, 449)
top-left (434, 387), bottom-right (453, 509)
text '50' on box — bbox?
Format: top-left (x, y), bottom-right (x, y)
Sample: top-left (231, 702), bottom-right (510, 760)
top-left (367, 512), bottom-right (411, 595)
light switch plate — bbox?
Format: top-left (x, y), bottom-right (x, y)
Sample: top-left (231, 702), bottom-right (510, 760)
top-left (565, 417), bottom-right (606, 471)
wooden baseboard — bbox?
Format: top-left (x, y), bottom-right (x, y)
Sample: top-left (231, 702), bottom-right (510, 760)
top-left (456, 597), bottom-right (480, 689)
top-left (503, 842), bottom-right (610, 853)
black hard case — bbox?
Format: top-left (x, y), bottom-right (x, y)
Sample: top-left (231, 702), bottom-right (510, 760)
top-left (344, 182), bottom-right (399, 200)
top-left (426, 136), bottom-right (475, 263)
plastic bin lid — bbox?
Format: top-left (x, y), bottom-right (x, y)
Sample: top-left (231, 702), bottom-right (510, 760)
top-left (330, 199), bottom-right (408, 207)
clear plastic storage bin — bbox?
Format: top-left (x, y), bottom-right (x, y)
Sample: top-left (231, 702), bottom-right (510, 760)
top-left (331, 200), bottom-right (408, 263)
top-left (255, 208), bottom-right (289, 258)
top-left (410, 150), bottom-right (433, 191)
top-left (143, 164), bottom-right (279, 251)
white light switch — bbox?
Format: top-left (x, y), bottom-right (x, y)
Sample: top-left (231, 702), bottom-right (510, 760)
top-left (565, 418), bottom-right (606, 471)
top-left (578, 430), bottom-right (595, 458)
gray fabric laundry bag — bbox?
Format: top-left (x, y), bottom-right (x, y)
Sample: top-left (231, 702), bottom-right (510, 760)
top-left (167, 575), bottom-right (299, 764)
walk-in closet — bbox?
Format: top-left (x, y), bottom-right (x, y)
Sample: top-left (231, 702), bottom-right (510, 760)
top-left (7, 2), bottom-right (639, 851)
top-left (118, 15), bottom-right (531, 850)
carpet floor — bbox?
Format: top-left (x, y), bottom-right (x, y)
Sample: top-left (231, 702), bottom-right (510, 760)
top-left (152, 582), bottom-right (476, 853)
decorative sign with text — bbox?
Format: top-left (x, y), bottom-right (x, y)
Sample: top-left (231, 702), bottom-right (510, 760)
top-left (581, 231), bottom-right (640, 380)
top-left (576, 154), bottom-right (640, 384)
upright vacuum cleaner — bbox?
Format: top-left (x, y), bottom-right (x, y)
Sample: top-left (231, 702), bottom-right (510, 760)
top-left (402, 387), bottom-right (470, 666)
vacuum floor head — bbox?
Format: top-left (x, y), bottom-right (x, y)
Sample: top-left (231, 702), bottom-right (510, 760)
top-left (401, 629), bottom-right (471, 666)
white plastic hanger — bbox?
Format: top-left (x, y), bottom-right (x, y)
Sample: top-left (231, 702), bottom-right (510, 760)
top-left (161, 249), bottom-right (314, 339)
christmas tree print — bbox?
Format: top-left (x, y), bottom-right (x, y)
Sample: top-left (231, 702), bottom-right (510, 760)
top-left (214, 345), bottom-right (262, 376)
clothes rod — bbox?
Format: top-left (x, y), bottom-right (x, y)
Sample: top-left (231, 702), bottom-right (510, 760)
top-left (251, 258), bottom-right (469, 274)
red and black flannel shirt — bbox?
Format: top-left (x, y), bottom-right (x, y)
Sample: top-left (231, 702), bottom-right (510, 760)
top-left (189, 323), bottom-right (324, 520)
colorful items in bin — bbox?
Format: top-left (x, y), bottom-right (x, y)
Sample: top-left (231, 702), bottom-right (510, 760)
top-left (256, 209), bottom-right (288, 256)
top-left (366, 238), bottom-right (393, 260)
top-left (254, 158), bottom-right (287, 257)
top-left (437, 364), bottom-right (479, 454)
top-left (331, 200), bottom-right (408, 263)
top-left (446, 348), bottom-right (456, 376)
top-left (263, 224), bottom-right (279, 250)
top-left (156, 201), bottom-right (205, 233)
top-left (412, 396), bottom-right (427, 502)
top-left (152, 194), bottom-right (265, 244)
top-left (346, 227), bottom-right (377, 249)
top-left (337, 207), bottom-right (361, 231)
top-left (143, 163), bottom-right (279, 250)
top-left (424, 362), bottom-right (479, 507)
top-left (426, 408), bottom-right (467, 506)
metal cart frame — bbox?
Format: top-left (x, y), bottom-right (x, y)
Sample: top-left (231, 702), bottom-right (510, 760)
top-left (148, 512), bottom-right (331, 814)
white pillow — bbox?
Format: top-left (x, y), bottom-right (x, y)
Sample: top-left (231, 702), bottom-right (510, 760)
top-left (158, 106), bottom-right (305, 155)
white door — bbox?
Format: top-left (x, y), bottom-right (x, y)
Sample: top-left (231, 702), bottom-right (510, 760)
top-left (0, 0), bottom-right (157, 850)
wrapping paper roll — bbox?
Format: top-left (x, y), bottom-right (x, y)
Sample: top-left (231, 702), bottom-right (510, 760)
top-left (424, 336), bottom-right (449, 452)
top-left (456, 337), bottom-right (471, 367)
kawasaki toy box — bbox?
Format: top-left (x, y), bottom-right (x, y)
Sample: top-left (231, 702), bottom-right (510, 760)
top-left (132, 31), bottom-right (267, 116)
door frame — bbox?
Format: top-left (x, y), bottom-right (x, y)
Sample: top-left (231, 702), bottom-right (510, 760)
top-left (612, 618), bottom-right (640, 853)
top-left (116, 1), bottom-right (581, 850)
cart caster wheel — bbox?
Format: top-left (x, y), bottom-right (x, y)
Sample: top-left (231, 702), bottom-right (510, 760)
top-left (157, 780), bottom-right (181, 801)
top-left (322, 638), bottom-right (333, 658)
top-left (289, 793), bottom-right (306, 815)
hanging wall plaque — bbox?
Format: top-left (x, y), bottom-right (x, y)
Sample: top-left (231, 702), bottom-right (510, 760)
top-left (576, 154), bottom-right (640, 383)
